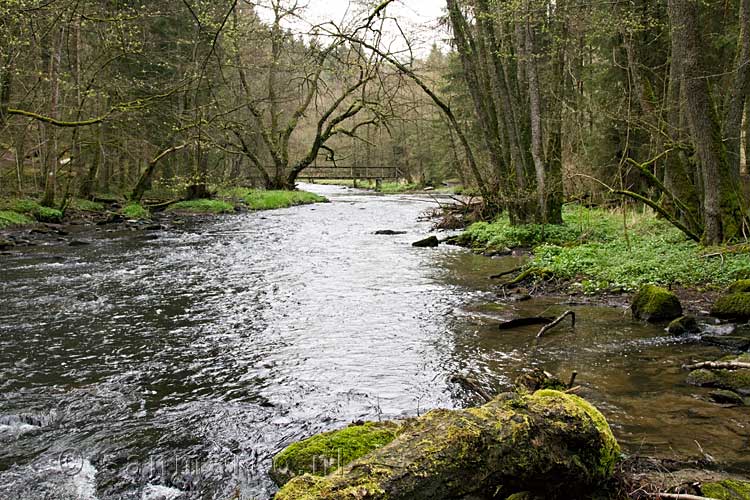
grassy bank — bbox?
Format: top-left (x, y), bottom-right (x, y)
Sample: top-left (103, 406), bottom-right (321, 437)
top-left (219, 187), bottom-right (327, 210)
top-left (457, 206), bottom-right (750, 293)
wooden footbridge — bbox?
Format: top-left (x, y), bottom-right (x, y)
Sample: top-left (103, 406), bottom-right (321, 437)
top-left (302, 165), bottom-right (403, 181)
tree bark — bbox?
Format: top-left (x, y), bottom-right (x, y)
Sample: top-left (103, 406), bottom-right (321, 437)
top-left (669, 0), bottom-right (741, 244)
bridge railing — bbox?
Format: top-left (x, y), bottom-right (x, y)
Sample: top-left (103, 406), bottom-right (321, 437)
top-left (302, 166), bottom-right (403, 180)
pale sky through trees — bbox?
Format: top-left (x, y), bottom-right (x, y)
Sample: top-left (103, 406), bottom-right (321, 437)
top-left (256, 0), bottom-right (448, 56)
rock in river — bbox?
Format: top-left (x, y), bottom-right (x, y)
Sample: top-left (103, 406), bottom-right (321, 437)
top-left (412, 236), bottom-right (439, 248)
top-left (631, 285), bottom-right (682, 322)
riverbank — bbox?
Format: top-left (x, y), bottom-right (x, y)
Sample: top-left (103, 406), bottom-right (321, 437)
top-left (0, 187), bottom-right (327, 249)
top-left (448, 205), bottom-right (750, 301)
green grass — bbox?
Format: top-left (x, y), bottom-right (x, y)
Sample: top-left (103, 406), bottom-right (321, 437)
top-left (376, 182), bottom-right (422, 194)
top-left (70, 198), bottom-right (105, 212)
top-left (1, 198), bottom-right (43, 214)
top-left (121, 203), bottom-right (150, 219)
top-left (168, 199), bottom-right (235, 214)
top-left (460, 206), bottom-right (750, 293)
top-left (241, 190), bottom-right (327, 210)
top-left (0, 210), bottom-right (34, 228)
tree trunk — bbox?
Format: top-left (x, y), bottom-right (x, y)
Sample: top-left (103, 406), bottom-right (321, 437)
top-left (724, 0), bottom-right (750, 176)
top-left (41, 26), bottom-right (64, 208)
top-left (274, 390), bottom-right (619, 500)
top-left (669, 0), bottom-right (741, 244)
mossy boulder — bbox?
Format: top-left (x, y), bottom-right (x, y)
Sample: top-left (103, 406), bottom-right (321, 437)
top-left (702, 479), bottom-right (750, 499)
top-left (271, 421), bottom-right (402, 486)
top-left (726, 280), bottom-right (750, 294)
top-left (274, 390), bottom-right (620, 500)
top-left (687, 368), bottom-right (750, 395)
top-left (711, 293), bottom-right (750, 321)
top-left (667, 315), bottom-right (700, 335)
top-left (631, 285), bottom-right (683, 322)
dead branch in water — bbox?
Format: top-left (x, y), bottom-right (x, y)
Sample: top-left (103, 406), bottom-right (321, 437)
top-left (490, 266), bottom-right (523, 279)
top-left (536, 310), bottom-right (576, 338)
top-left (498, 317), bottom-right (554, 330)
top-left (645, 493), bottom-right (715, 500)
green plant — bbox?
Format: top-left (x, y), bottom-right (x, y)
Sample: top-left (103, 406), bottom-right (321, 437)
top-left (121, 203), bottom-right (150, 219)
top-left (168, 199), bottom-right (234, 214)
top-left (243, 190), bottom-right (327, 210)
top-left (0, 210), bottom-right (34, 228)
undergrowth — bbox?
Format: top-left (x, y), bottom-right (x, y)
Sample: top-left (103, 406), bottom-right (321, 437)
top-left (460, 206), bottom-right (750, 293)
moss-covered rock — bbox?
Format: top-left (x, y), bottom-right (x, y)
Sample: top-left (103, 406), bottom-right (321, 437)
top-left (702, 479), bottom-right (750, 499)
top-left (702, 335), bottom-right (750, 351)
top-left (631, 285), bottom-right (683, 322)
top-left (711, 293), bottom-right (750, 321)
top-left (708, 390), bottom-right (745, 406)
top-left (727, 280), bottom-right (750, 294)
top-left (271, 421), bottom-right (402, 486)
top-left (687, 368), bottom-right (750, 394)
top-left (667, 315), bottom-right (699, 335)
top-left (274, 390), bottom-right (620, 500)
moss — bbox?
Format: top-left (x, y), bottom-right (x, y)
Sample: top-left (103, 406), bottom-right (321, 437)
top-left (667, 315), bottom-right (699, 335)
top-left (271, 421), bottom-right (402, 486)
top-left (711, 293), bottom-right (750, 320)
top-left (687, 368), bottom-right (750, 393)
top-left (33, 206), bottom-right (63, 223)
top-left (168, 199), bottom-right (234, 214)
top-left (631, 285), bottom-right (683, 322)
top-left (121, 203), bottom-right (150, 219)
top-left (701, 479), bottom-right (750, 499)
top-left (531, 390), bottom-right (621, 479)
top-left (0, 210), bottom-right (34, 228)
top-left (726, 280), bottom-right (750, 294)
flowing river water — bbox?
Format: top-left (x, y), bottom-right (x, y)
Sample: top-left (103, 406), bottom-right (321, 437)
top-left (0, 184), bottom-right (748, 499)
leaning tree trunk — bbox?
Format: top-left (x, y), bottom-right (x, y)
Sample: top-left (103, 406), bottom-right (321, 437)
top-left (274, 390), bottom-right (619, 500)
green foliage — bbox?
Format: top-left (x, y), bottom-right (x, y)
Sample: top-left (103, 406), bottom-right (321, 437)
top-left (376, 182), bottom-right (422, 194)
top-left (242, 190), bottom-right (327, 210)
top-left (70, 199), bottom-right (105, 212)
top-left (121, 203), bottom-right (150, 219)
top-left (33, 206), bottom-right (63, 222)
top-left (0, 210), bottom-right (34, 228)
top-left (4, 199), bottom-right (42, 213)
top-left (460, 206), bottom-right (750, 292)
top-left (168, 199), bottom-right (234, 214)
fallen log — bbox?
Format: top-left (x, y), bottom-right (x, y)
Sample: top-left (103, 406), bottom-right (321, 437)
top-left (273, 390), bottom-right (620, 500)
top-left (490, 266), bottom-right (524, 280)
top-left (683, 361), bottom-right (750, 371)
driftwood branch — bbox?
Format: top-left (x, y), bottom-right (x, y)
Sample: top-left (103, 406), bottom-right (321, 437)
top-left (490, 266), bottom-right (523, 279)
top-left (537, 310), bottom-right (576, 338)
top-left (450, 374), bottom-right (492, 403)
top-left (646, 493), bottom-right (715, 500)
top-left (683, 361), bottom-right (750, 371)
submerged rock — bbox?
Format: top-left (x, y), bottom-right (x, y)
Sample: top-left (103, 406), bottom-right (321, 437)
top-left (68, 240), bottom-right (90, 247)
top-left (374, 230), bottom-right (407, 235)
top-left (708, 389), bottom-right (745, 406)
top-left (631, 285), bottom-right (682, 322)
top-left (0, 239), bottom-right (15, 250)
top-left (274, 390), bottom-right (620, 500)
top-left (702, 335), bottom-right (750, 351)
top-left (667, 315), bottom-right (699, 335)
top-left (412, 235), bottom-right (439, 248)
top-left (711, 293), bottom-right (750, 321)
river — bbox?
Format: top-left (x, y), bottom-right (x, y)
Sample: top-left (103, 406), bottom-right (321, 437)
top-left (0, 184), bottom-right (747, 499)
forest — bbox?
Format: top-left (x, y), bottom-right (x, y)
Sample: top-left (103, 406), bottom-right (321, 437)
top-left (1, 1), bottom-right (750, 500)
